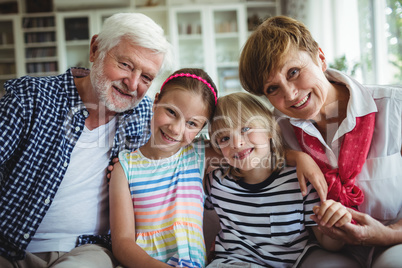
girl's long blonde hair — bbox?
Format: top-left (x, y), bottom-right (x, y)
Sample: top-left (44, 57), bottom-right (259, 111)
top-left (209, 92), bottom-right (285, 178)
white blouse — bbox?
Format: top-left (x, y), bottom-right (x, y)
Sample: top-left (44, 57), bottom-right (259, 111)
top-left (276, 69), bottom-right (402, 225)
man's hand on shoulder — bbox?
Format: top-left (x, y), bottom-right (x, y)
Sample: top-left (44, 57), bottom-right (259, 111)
top-left (106, 157), bottom-right (119, 180)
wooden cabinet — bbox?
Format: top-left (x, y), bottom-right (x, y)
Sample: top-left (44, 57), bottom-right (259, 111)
top-left (56, 11), bottom-right (94, 71)
top-left (0, 15), bottom-right (22, 97)
top-left (169, 4), bottom-right (247, 95)
top-left (22, 13), bottom-right (58, 76)
top-left (246, 0), bottom-right (281, 33)
top-left (169, 1), bottom-right (280, 95)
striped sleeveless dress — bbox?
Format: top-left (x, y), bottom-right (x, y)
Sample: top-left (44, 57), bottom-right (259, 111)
top-left (119, 140), bottom-right (206, 267)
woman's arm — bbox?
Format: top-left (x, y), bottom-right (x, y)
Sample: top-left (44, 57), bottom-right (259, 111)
top-left (286, 150), bottom-right (328, 201)
top-left (109, 163), bottom-right (171, 268)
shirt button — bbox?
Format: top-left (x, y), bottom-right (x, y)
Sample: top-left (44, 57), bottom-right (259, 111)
top-left (44, 198), bottom-right (50, 204)
top-left (75, 126), bottom-right (80, 132)
top-left (23, 233), bottom-right (30, 239)
top-left (83, 110), bottom-right (88, 117)
top-left (63, 162), bottom-right (68, 167)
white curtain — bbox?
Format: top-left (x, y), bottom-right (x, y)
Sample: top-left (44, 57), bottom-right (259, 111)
top-left (285, 0), bottom-right (361, 78)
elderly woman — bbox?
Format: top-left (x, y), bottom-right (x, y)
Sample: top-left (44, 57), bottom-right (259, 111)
top-left (239, 15), bottom-right (402, 268)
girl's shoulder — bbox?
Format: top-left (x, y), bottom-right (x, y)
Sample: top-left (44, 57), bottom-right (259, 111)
top-left (118, 149), bottom-right (140, 161)
top-left (182, 139), bottom-right (205, 158)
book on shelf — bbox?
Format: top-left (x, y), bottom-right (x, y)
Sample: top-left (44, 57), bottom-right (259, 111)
top-left (0, 32), bottom-right (14, 45)
top-left (25, 32), bottom-right (55, 43)
top-left (64, 18), bottom-right (89, 41)
top-left (23, 17), bottom-right (55, 29)
top-left (26, 62), bottom-right (57, 74)
top-left (26, 47), bottom-right (56, 58)
top-left (0, 63), bottom-right (16, 75)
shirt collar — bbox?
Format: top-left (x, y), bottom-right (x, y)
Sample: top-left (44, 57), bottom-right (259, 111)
top-left (325, 68), bottom-right (377, 116)
top-left (67, 67), bottom-right (86, 112)
top-left (324, 68), bottom-right (377, 137)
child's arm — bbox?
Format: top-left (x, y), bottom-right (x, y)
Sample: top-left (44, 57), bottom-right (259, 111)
top-left (285, 150), bottom-right (328, 201)
top-left (310, 200), bottom-right (352, 251)
top-left (109, 163), bottom-right (171, 268)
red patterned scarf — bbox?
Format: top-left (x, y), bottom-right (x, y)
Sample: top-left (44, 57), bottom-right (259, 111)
top-left (293, 113), bottom-right (376, 208)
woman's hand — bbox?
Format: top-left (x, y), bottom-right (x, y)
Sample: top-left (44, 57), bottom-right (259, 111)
top-left (286, 150), bottom-right (328, 201)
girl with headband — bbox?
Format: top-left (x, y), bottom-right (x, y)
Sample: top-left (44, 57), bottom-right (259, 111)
top-left (109, 68), bottom-right (219, 267)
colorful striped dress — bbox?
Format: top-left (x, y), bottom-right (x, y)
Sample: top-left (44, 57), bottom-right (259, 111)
top-left (118, 140), bottom-right (206, 267)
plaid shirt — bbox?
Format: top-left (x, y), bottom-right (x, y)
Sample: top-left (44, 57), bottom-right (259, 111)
top-left (0, 68), bottom-right (152, 260)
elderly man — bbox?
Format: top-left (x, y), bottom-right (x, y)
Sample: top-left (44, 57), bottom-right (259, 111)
top-left (0, 12), bottom-right (173, 268)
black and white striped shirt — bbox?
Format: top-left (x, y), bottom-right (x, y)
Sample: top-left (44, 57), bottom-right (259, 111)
top-left (205, 166), bottom-right (320, 267)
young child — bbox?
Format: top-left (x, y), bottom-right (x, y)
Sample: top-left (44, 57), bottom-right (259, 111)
top-left (109, 68), bottom-right (218, 268)
top-left (205, 92), bottom-right (351, 268)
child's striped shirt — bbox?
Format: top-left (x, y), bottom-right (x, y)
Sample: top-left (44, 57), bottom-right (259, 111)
top-left (204, 166), bottom-right (320, 268)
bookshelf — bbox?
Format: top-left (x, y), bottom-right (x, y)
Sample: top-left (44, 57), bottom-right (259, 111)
top-left (0, 0), bottom-right (280, 97)
top-left (23, 14), bottom-right (58, 76)
top-left (246, 0), bottom-right (281, 33)
top-left (169, 0), bottom-right (280, 95)
top-left (0, 15), bottom-right (22, 97)
top-left (56, 11), bottom-right (93, 70)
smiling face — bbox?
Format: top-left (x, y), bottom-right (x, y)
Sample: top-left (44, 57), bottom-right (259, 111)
top-left (150, 88), bottom-right (209, 158)
top-left (263, 49), bottom-right (331, 121)
top-left (90, 37), bottom-right (164, 113)
top-left (216, 124), bottom-right (271, 172)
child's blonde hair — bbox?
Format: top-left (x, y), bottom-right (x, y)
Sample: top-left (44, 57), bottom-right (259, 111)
top-left (209, 92), bottom-right (285, 178)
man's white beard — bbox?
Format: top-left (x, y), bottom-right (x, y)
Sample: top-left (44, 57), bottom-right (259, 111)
top-left (90, 60), bottom-right (141, 113)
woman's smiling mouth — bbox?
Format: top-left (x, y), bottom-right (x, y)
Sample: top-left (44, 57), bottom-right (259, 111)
top-left (292, 93), bottom-right (310, 108)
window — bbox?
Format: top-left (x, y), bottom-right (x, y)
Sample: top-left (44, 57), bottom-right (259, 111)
top-left (357, 0), bottom-right (402, 84)
top-left (286, 0), bottom-right (401, 85)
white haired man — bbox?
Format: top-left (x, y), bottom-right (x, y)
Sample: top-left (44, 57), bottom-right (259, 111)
top-left (0, 12), bottom-right (174, 268)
